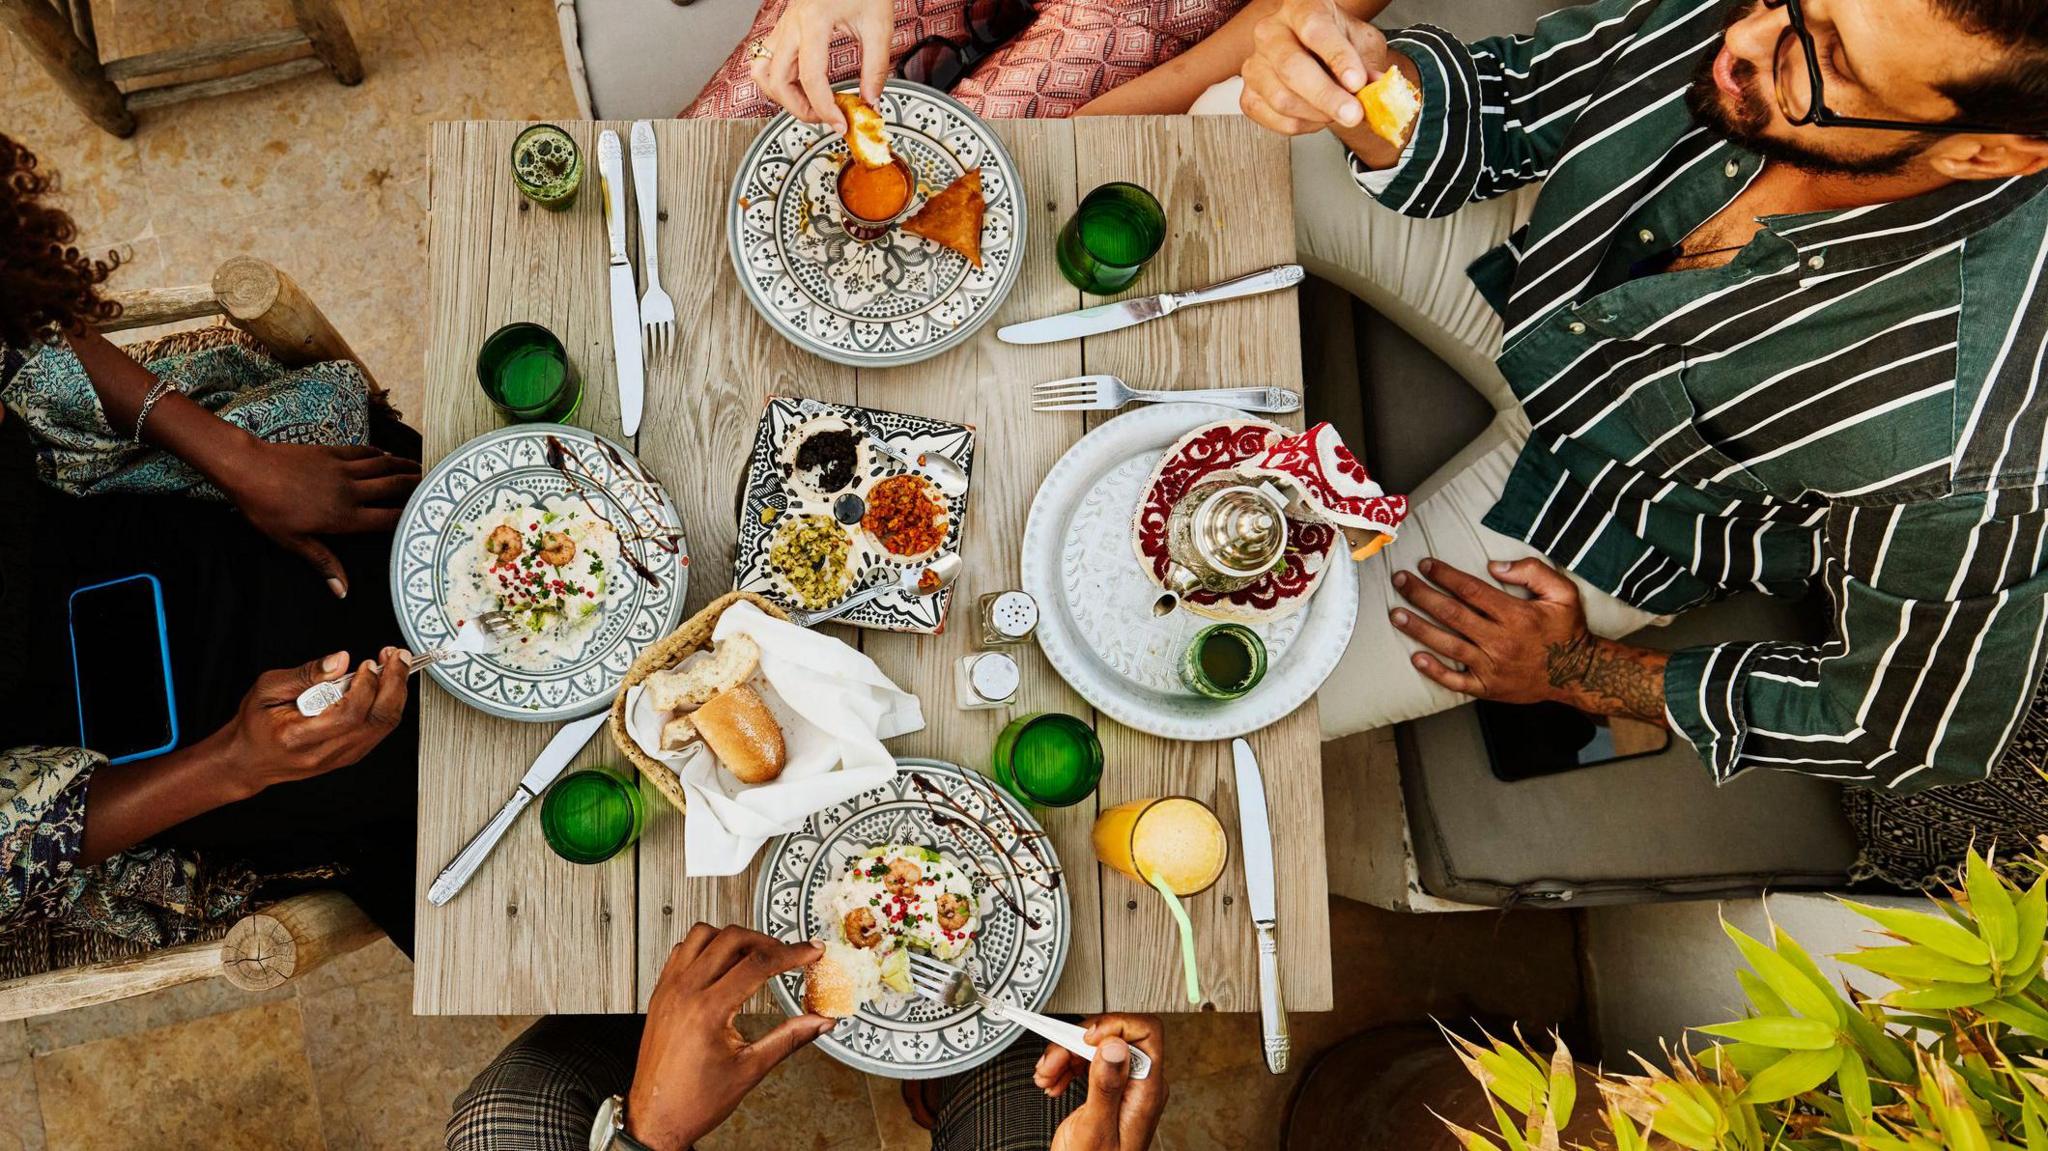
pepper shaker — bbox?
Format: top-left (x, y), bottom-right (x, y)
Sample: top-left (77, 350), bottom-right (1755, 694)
top-left (978, 590), bottom-right (1039, 647)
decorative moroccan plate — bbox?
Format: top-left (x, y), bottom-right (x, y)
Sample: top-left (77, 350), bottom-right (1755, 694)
top-left (390, 425), bottom-right (689, 721)
top-left (755, 759), bottom-right (1070, 1080)
top-left (1020, 404), bottom-right (1359, 742)
top-left (734, 396), bottom-right (974, 633)
top-left (1132, 420), bottom-right (1340, 625)
top-left (726, 78), bottom-right (1024, 367)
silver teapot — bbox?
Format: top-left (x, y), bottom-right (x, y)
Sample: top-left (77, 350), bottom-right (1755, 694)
top-left (1154, 480), bottom-right (1290, 615)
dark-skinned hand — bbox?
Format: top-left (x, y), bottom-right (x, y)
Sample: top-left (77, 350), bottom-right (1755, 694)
top-left (209, 648), bottom-right (412, 800)
top-left (222, 441), bottom-right (420, 597)
top-left (1037, 1014), bottom-right (1170, 1151)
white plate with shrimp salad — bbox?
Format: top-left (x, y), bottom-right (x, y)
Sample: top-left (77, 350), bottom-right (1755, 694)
top-left (390, 425), bottom-right (689, 722)
top-left (754, 759), bottom-right (1070, 1080)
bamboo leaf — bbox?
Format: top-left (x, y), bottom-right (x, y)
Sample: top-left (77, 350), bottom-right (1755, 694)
top-left (1738, 1046), bottom-right (1842, 1104)
top-left (1436, 1114), bottom-right (1508, 1151)
top-left (1838, 1048), bottom-right (1873, 1132)
top-left (1842, 1000), bottom-right (1917, 1083)
top-left (1775, 923), bottom-right (1857, 1014)
top-left (1982, 999), bottom-right (2048, 1039)
top-left (1736, 968), bottom-right (1793, 1018)
top-left (2009, 874), bottom-right (2048, 980)
top-left (1839, 945), bottom-right (1993, 984)
top-left (1842, 900), bottom-right (1992, 965)
top-left (1935, 1063), bottom-right (1993, 1151)
top-left (1478, 1045), bottom-right (1547, 1115)
top-left (1724, 918), bottom-right (1840, 1023)
top-left (1881, 984), bottom-right (1999, 1010)
top-left (1546, 1037), bottom-right (1577, 1131)
top-left (1695, 1015), bottom-right (1839, 1050)
top-left (1605, 1105), bottom-right (1648, 1151)
top-left (1967, 850), bottom-right (2019, 967)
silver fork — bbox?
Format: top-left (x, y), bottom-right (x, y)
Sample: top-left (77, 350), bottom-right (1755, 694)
top-left (294, 611), bottom-right (516, 717)
top-left (1032, 374), bottom-right (1302, 414)
top-left (906, 952), bottom-right (1154, 1080)
top-left (630, 121), bottom-right (675, 359)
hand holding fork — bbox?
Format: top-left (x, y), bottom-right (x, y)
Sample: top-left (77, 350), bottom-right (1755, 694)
top-left (295, 612), bottom-right (515, 716)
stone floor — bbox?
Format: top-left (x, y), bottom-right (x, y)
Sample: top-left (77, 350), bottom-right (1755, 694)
top-left (2, 894), bottom-right (1582, 1151)
top-left (4, 4), bottom-right (1588, 1148)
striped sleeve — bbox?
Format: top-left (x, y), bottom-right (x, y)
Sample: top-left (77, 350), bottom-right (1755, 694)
top-left (1357, 0), bottom-right (1666, 217)
top-left (1665, 493), bottom-right (2048, 793)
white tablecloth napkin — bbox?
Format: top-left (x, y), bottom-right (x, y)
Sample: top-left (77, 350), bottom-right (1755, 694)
top-left (623, 600), bottom-right (923, 875)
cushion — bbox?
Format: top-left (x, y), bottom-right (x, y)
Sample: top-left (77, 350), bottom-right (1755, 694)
top-left (1399, 593), bottom-right (1859, 907)
top-left (573, 0), bottom-right (763, 119)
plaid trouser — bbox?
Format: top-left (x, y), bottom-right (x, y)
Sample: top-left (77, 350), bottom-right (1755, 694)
top-left (446, 1016), bottom-right (1084, 1151)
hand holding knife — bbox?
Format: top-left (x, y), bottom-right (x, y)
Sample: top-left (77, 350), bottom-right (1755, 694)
top-left (1232, 737), bottom-right (1290, 1075)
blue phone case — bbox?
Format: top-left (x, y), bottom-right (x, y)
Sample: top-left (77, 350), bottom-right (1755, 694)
top-left (68, 573), bottom-right (179, 765)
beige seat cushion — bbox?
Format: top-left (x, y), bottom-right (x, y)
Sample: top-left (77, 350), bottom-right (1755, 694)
top-left (573, 0), bottom-right (761, 119)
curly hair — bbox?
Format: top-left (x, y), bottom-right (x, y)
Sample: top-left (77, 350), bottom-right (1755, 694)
top-left (0, 133), bottom-right (122, 347)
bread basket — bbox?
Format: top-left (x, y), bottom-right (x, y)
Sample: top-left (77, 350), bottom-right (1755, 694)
top-left (609, 590), bottom-right (789, 813)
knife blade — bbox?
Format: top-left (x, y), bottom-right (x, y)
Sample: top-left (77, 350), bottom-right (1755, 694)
top-left (1232, 737), bottom-right (1289, 1075)
top-left (997, 263), bottom-right (1304, 345)
top-left (596, 130), bottom-right (645, 436)
top-left (427, 712), bottom-right (609, 907)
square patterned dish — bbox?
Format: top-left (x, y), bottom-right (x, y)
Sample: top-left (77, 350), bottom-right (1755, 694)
top-left (734, 396), bottom-right (974, 633)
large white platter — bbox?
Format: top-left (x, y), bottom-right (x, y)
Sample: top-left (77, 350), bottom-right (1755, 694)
top-left (1021, 404), bottom-right (1358, 741)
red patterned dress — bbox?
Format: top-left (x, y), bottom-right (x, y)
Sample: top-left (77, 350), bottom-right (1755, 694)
top-left (681, 0), bottom-right (1250, 119)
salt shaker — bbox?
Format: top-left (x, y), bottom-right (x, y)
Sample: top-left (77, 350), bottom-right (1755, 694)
top-left (955, 652), bottom-right (1020, 710)
top-left (978, 590), bottom-right (1039, 647)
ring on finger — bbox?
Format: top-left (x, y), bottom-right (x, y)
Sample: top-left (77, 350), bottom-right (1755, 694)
top-left (747, 37), bottom-right (771, 62)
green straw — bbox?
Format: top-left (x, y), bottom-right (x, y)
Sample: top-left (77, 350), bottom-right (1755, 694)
top-left (1146, 869), bottom-right (1201, 1004)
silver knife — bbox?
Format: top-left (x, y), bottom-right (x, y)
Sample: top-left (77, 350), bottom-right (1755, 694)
top-left (998, 264), bottom-right (1305, 345)
top-left (427, 712), bottom-right (609, 906)
top-left (1232, 737), bottom-right (1289, 1075)
top-left (596, 130), bottom-right (645, 436)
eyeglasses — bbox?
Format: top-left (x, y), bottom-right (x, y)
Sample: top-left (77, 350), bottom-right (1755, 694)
top-left (1763, 0), bottom-right (2012, 135)
top-left (895, 0), bottom-right (1037, 92)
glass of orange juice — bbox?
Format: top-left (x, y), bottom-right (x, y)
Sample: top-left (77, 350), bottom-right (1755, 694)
top-left (1092, 796), bottom-right (1229, 895)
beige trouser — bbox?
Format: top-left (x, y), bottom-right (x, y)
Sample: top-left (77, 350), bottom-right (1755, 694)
top-left (1193, 83), bottom-right (1668, 737)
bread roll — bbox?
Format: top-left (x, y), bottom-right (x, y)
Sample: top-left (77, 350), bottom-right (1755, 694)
top-left (803, 939), bottom-right (878, 1019)
top-left (691, 683), bottom-right (786, 784)
top-left (645, 635), bottom-right (761, 712)
top-left (658, 716), bottom-right (701, 753)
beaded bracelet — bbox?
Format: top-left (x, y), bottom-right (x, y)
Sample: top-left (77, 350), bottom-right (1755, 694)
top-left (132, 378), bottom-right (174, 443)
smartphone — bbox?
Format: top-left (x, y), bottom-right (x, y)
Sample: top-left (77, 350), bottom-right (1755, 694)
top-left (1476, 699), bottom-right (1670, 783)
top-left (68, 574), bottom-right (179, 764)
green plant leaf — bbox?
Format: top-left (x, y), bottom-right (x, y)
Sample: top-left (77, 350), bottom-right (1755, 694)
top-left (1605, 1105), bottom-right (1649, 1151)
top-left (1838, 1048), bottom-right (1873, 1132)
top-left (1843, 900), bottom-right (1993, 965)
top-left (1436, 1114), bottom-right (1508, 1151)
top-left (1881, 984), bottom-right (1999, 1010)
top-left (1736, 968), bottom-right (1793, 1018)
top-left (1714, 1042), bottom-right (1789, 1078)
top-left (1738, 1046), bottom-right (1842, 1104)
top-left (1546, 1038), bottom-right (1576, 1132)
top-left (1477, 1043), bottom-right (1548, 1115)
top-left (2009, 874), bottom-right (2048, 980)
top-left (1841, 999), bottom-right (1917, 1083)
top-left (1695, 1016), bottom-right (1839, 1050)
top-left (1967, 850), bottom-right (2019, 967)
top-left (1840, 945), bottom-right (1993, 984)
top-left (1724, 918), bottom-right (1841, 1023)
top-left (1980, 999), bottom-right (2048, 1039)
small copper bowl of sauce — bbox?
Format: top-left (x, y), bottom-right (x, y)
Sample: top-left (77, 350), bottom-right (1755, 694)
top-left (834, 153), bottom-right (915, 241)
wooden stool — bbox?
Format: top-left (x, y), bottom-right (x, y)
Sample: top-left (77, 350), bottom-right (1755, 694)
top-left (0, 0), bottom-right (363, 137)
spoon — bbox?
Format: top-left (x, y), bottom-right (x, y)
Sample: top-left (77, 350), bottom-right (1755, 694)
top-left (787, 553), bottom-right (963, 628)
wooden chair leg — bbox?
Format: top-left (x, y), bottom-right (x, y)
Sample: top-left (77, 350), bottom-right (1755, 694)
top-left (212, 255), bottom-right (385, 400)
top-left (286, 0), bottom-right (364, 85)
top-left (220, 892), bottom-right (380, 992)
top-left (0, 0), bottom-right (134, 137)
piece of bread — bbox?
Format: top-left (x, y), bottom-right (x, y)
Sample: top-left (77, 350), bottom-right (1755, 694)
top-left (658, 715), bottom-right (701, 753)
top-left (833, 93), bottom-right (892, 169)
top-left (903, 168), bottom-right (985, 267)
top-left (803, 939), bottom-right (879, 1018)
top-left (691, 683), bottom-right (787, 784)
top-left (644, 635), bottom-right (761, 712)
top-left (1355, 68), bottom-right (1421, 147)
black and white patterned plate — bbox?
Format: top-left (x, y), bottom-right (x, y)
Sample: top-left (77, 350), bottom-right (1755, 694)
top-left (754, 759), bottom-right (1070, 1080)
top-left (390, 425), bottom-right (689, 721)
top-left (735, 396), bottom-right (973, 633)
top-left (726, 79), bottom-right (1024, 367)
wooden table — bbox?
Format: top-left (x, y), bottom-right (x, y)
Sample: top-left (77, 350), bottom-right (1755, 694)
top-left (415, 118), bottom-right (1331, 1017)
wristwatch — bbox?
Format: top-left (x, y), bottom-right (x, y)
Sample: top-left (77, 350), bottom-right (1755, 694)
top-left (590, 1095), bottom-right (657, 1151)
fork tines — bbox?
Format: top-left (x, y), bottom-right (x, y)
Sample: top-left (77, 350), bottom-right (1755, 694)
top-left (1032, 374), bottom-right (1117, 412)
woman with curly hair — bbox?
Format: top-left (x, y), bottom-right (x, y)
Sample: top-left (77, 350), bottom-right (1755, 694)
top-left (1, 132), bottom-right (423, 955)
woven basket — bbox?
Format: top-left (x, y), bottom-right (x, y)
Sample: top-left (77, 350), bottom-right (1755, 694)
top-left (610, 590), bottom-right (789, 813)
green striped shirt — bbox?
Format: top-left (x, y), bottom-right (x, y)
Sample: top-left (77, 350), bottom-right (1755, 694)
top-left (1360, 0), bottom-right (2048, 791)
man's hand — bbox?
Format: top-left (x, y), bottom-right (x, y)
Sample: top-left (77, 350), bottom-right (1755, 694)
top-left (209, 649), bottom-right (413, 800)
top-left (222, 440), bottom-right (420, 598)
top-left (1241, 0), bottom-right (1389, 135)
top-left (1038, 1015), bottom-right (1169, 1151)
top-left (749, 0), bottom-right (892, 132)
top-left (1390, 557), bottom-right (1671, 724)
top-left (626, 925), bottom-right (833, 1151)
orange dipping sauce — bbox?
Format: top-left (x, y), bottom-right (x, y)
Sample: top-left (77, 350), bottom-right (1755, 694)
top-left (838, 156), bottom-right (911, 222)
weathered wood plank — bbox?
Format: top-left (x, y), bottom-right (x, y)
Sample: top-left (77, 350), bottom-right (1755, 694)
top-left (103, 28), bottom-right (310, 83)
top-left (1073, 116), bottom-right (1333, 1013)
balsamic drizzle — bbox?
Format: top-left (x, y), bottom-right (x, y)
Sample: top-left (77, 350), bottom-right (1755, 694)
top-left (542, 434), bottom-right (689, 587)
top-left (906, 772), bottom-right (1063, 931)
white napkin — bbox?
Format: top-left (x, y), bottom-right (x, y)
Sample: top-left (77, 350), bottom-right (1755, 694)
top-left (623, 600), bottom-right (924, 875)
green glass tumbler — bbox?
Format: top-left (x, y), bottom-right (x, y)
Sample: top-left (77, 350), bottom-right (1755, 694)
top-left (1056, 182), bottom-right (1168, 295)
top-left (478, 321), bottom-right (582, 423)
top-left (540, 767), bottom-right (644, 864)
top-left (1180, 623), bottom-right (1269, 700)
top-left (992, 712), bottom-right (1104, 807)
top-left (511, 123), bottom-right (584, 211)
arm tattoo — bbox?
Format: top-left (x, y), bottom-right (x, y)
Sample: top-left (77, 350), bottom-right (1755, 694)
top-left (1543, 634), bottom-right (1669, 725)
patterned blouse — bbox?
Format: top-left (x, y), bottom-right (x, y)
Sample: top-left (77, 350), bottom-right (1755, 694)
top-left (0, 327), bottom-right (368, 945)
